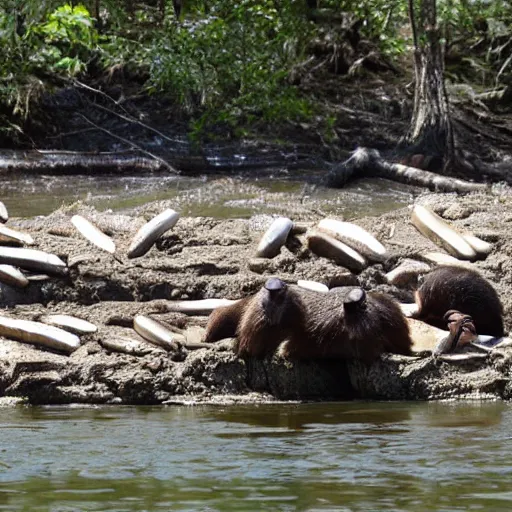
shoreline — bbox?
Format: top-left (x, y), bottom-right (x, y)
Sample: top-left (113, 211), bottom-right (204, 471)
top-left (0, 186), bottom-right (511, 405)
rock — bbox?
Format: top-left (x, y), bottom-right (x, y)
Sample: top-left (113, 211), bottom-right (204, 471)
top-left (0, 247), bottom-right (67, 276)
top-left (255, 217), bottom-right (293, 258)
top-left (463, 234), bottom-right (493, 258)
top-left (0, 265), bottom-right (29, 288)
top-left (297, 280), bottom-right (329, 293)
top-left (385, 259), bottom-right (431, 287)
top-left (40, 314), bottom-right (98, 335)
top-left (71, 215), bottom-right (116, 254)
top-left (408, 318), bottom-right (445, 352)
top-left (318, 218), bottom-right (388, 262)
top-left (0, 225), bottom-right (34, 246)
top-left (0, 316), bottom-right (80, 353)
top-left (127, 209), bottom-right (180, 259)
top-left (0, 202), bottom-right (8, 224)
top-left (421, 251), bottom-right (474, 269)
top-left (133, 315), bottom-right (185, 351)
top-left (100, 335), bottom-right (162, 356)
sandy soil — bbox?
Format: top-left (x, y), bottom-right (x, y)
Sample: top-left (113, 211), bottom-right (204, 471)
top-left (1, 184), bottom-right (512, 404)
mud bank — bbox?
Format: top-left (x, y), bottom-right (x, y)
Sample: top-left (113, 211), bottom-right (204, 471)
top-left (2, 186), bottom-right (512, 405)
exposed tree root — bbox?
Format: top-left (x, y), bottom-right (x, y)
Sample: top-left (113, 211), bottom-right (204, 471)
top-left (325, 147), bottom-right (489, 194)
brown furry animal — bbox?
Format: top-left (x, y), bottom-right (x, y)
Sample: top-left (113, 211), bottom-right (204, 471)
top-left (204, 280), bottom-right (413, 362)
top-left (414, 267), bottom-right (504, 337)
top-left (203, 278), bottom-right (306, 358)
top-left (203, 297), bottom-right (252, 344)
top-left (235, 278), bottom-right (307, 358)
top-left (281, 287), bottom-right (412, 362)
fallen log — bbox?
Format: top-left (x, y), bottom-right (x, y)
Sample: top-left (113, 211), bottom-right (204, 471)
top-left (325, 147), bottom-right (489, 194)
top-left (0, 149), bottom-right (318, 175)
top-left (0, 151), bottom-right (163, 174)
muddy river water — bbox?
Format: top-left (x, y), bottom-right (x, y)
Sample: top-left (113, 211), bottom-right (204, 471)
top-left (0, 171), bottom-right (418, 219)
top-left (0, 402), bottom-right (511, 511)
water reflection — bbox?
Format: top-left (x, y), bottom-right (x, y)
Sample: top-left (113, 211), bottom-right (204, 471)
top-left (0, 402), bottom-right (511, 510)
top-left (206, 402), bottom-right (413, 431)
top-left (421, 401), bottom-right (505, 428)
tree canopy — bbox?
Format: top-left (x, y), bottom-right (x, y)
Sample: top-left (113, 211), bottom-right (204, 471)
top-left (1, 0), bottom-right (511, 143)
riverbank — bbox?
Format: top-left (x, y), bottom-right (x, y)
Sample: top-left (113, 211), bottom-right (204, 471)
top-left (11, 72), bottom-right (512, 177)
top-left (1, 185), bottom-right (512, 405)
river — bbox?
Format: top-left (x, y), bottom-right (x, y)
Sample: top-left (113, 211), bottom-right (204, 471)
top-left (0, 402), bottom-right (510, 511)
top-left (1, 171), bottom-right (503, 511)
top-left (0, 172), bottom-right (418, 219)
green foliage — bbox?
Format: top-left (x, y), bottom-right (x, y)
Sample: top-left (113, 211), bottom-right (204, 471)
top-left (435, 0), bottom-right (512, 85)
top-left (102, 0), bottom-right (316, 135)
top-left (36, 4), bottom-right (96, 45)
top-left (1, 0), bottom-right (512, 142)
top-left (0, 2), bottom-right (98, 139)
top-left (322, 0), bottom-right (409, 56)
top-left (29, 4), bottom-right (98, 75)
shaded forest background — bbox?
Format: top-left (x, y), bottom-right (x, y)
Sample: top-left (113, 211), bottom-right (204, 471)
top-left (1, 0), bottom-right (511, 163)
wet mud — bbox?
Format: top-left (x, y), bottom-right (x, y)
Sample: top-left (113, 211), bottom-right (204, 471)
top-left (2, 185), bottom-right (512, 404)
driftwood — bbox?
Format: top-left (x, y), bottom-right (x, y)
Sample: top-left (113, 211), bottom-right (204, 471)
top-left (0, 149), bottom-right (321, 175)
top-left (473, 88), bottom-right (510, 105)
top-left (0, 151), bottom-right (163, 174)
top-left (325, 147), bottom-right (489, 194)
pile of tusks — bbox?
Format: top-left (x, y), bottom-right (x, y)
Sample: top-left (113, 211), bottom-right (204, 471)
top-left (0, 205), bottom-right (189, 354)
top-left (0, 199), bottom-right (500, 359)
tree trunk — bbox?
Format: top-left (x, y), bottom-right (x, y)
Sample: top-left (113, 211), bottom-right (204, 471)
top-left (159, 0), bottom-right (166, 23)
top-left (172, 0), bottom-right (182, 19)
top-left (94, 0), bottom-right (101, 31)
top-left (325, 0), bottom-right (512, 189)
top-left (405, 0), bottom-right (454, 167)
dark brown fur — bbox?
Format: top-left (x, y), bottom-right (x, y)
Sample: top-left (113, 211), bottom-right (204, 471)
top-left (203, 297), bottom-right (251, 344)
top-left (236, 282), bottom-right (307, 358)
top-left (281, 287), bottom-right (412, 362)
top-left (204, 282), bottom-right (412, 362)
top-left (414, 267), bottom-right (504, 337)
top-left (203, 279), bottom-right (307, 357)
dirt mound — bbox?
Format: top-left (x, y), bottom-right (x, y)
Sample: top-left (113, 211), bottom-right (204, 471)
top-left (1, 187), bottom-right (512, 404)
